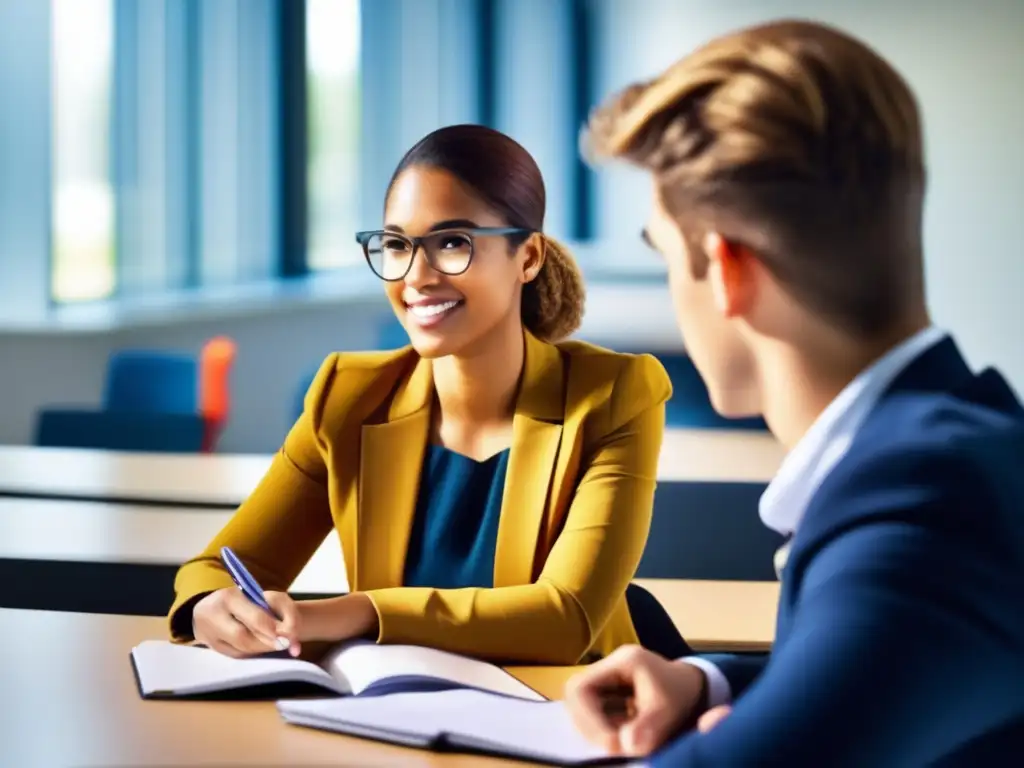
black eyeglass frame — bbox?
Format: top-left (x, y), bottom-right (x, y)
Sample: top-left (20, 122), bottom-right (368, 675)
top-left (354, 226), bottom-right (534, 281)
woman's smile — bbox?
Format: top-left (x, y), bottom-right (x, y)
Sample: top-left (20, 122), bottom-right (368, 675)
top-left (404, 297), bottom-right (465, 328)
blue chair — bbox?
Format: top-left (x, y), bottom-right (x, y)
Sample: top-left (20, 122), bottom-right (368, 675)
top-left (103, 350), bottom-right (199, 415)
top-left (626, 581), bottom-right (693, 659)
top-left (34, 409), bottom-right (206, 453)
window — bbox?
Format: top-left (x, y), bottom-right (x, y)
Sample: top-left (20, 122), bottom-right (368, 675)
top-left (51, 0), bottom-right (115, 302)
top-left (49, 0), bottom-right (289, 303)
top-left (31, 0), bottom-right (590, 310)
top-left (306, 0), bottom-right (362, 271)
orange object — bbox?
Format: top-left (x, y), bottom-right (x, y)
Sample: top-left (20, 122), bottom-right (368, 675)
top-left (198, 336), bottom-right (237, 451)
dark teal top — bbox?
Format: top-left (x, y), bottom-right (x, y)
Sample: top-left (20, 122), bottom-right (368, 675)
top-left (402, 444), bottom-right (510, 589)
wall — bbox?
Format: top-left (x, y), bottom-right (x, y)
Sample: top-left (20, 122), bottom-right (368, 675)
top-left (4, 1), bottom-right (1021, 452)
top-left (0, 277), bottom-right (683, 453)
top-left (592, 0), bottom-right (1024, 392)
top-left (1, 297), bottom-right (383, 454)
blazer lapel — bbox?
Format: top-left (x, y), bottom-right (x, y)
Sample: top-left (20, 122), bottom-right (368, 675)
top-left (357, 358), bottom-right (433, 590)
top-left (494, 332), bottom-right (566, 587)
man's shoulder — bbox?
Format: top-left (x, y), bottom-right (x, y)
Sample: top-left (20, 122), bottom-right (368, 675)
top-left (861, 368), bottom-right (1024, 453)
top-left (805, 387), bottom-right (1024, 546)
top-left (851, 382), bottom-right (1024, 484)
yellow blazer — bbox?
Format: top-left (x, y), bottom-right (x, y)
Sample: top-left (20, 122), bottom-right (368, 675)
top-left (169, 331), bottom-right (671, 664)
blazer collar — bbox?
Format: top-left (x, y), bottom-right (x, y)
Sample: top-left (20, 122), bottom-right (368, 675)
top-left (383, 329), bottom-right (564, 423)
top-left (877, 335), bottom-right (973, 400)
top-left (356, 330), bottom-right (567, 590)
top-left (514, 329), bottom-right (565, 421)
top-left (759, 326), bottom-right (949, 537)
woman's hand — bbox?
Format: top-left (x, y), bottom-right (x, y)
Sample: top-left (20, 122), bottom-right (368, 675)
top-left (192, 588), bottom-right (302, 658)
top-left (299, 593), bottom-right (380, 643)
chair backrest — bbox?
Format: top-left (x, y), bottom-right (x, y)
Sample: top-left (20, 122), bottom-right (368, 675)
top-left (625, 582), bottom-right (693, 659)
top-left (199, 336), bottom-right (237, 423)
top-left (198, 336), bottom-right (237, 451)
top-left (34, 408), bottom-right (206, 453)
top-left (103, 350), bottom-right (198, 415)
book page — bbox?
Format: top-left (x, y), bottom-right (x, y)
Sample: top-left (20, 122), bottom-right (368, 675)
top-left (319, 642), bottom-right (545, 701)
top-left (132, 640), bottom-right (344, 696)
top-left (278, 689), bottom-right (613, 764)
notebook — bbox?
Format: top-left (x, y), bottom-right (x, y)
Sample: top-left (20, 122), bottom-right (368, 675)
top-left (278, 688), bottom-right (630, 766)
top-left (130, 639), bottom-right (546, 701)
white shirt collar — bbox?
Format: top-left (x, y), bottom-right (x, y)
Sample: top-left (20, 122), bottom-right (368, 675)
top-left (759, 326), bottom-right (949, 536)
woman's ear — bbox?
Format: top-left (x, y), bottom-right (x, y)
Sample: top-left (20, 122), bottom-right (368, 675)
top-left (520, 233), bottom-right (546, 284)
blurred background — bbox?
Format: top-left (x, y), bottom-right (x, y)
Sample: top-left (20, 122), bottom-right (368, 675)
top-left (0, 0), bottom-right (1021, 454)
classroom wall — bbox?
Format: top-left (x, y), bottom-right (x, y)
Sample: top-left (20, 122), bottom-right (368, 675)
top-left (592, 0), bottom-right (1024, 391)
top-left (0, 298), bottom-right (385, 454)
top-left (2, 1), bottom-right (1021, 453)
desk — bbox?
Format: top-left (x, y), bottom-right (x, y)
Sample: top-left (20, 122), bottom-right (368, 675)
top-left (1, 496), bottom-right (778, 650)
top-left (0, 429), bottom-right (783, 506)
top-left (0, 444), bottom-right (272, 507)
top-left (635, 578), bottom-right (777, 652)
top-left (0, 497), bottom-right (348, 615)
top-left (0, 608), bottom-right (583, 767)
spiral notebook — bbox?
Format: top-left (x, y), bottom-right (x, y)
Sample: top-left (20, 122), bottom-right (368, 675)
top-left (130, 638), bottom-right (545, 701)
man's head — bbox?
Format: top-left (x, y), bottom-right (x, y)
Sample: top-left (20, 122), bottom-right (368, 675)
top-left (583, 20), bottom-right (928, 418)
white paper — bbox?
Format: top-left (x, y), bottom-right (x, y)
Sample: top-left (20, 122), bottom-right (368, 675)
top-left (322, 642), bottom-right (545, 701)
top-left (131, 640), bottom-right (341, 696)
top-left (279, 689), bottom-right (612, 764)
top-left (132, 639), bottom-right (546, 701)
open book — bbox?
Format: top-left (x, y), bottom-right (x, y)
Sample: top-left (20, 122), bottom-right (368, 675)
top-left (278, 688), bottom-right (629, 766)
top-left (130, 639), bottom-right (545, 702)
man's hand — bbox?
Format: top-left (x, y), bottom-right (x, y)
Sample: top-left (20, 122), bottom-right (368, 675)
top-left (564, 646), bottom-right (708, 757)
top-left (698, 705), bottom-right (732, 733)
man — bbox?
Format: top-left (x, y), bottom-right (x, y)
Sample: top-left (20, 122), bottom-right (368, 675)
top-left (565, 19), bottom-right (1024, 766)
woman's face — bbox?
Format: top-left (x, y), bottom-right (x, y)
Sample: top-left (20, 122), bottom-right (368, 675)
top-left (380, 165), bottom-right (540, 359)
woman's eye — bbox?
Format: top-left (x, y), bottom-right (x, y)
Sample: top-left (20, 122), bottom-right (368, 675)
top-left (382, 238), bottom-right (408, 252)
top-left (440, 235), bottom-right (471, 250)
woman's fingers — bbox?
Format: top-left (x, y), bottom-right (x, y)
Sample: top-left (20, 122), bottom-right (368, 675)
top-left (193, 587), bottom-right (281, 657)
top-left (266, 592), bottom-right (302, 656)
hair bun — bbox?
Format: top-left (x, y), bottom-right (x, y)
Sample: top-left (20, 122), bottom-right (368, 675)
top-left (521, 236), bottom-right (585, 342)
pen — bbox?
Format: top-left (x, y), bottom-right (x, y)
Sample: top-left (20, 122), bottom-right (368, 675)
top-left (220, 546), bottom-right (281, 620)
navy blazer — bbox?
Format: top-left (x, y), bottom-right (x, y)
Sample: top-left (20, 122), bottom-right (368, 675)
top-left (651, 337), bottom-right (1024, 766)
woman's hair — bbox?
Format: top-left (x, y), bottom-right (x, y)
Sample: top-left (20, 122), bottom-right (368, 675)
top-left (385, 124), bottom-right (585, 343)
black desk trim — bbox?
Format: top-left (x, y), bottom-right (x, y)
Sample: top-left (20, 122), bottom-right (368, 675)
top-left (0, 489), bottom-right (239, 510)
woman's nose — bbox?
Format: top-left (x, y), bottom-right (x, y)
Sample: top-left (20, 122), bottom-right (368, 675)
top-left (402, 244), bottom-right (438, 288)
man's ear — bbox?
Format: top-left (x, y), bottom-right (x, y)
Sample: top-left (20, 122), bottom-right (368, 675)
top-left (520, 233), bottom-right (546, 284)
top-left (704, 232), bottom-right (755, 318)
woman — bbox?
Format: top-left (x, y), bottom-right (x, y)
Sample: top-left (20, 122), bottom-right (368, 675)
top-left (168, 124), bottom-right (676, 665)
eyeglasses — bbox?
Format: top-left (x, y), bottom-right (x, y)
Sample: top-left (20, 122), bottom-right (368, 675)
top-left (355, 227), bottom-right (533, 281)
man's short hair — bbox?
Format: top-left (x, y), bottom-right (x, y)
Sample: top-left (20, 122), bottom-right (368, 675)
top-left (583, 19), bottom-right (927, 337)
